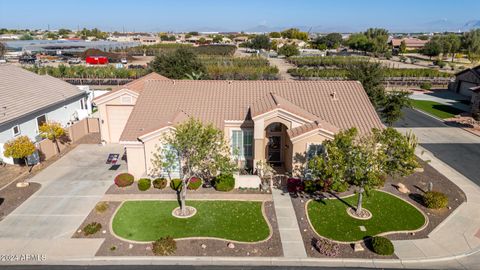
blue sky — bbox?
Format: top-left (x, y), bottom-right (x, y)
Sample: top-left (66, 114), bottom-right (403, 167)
top-left (0, 0), bottom-right (479, 32)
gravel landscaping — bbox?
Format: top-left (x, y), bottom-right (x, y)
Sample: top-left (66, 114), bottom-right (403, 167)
top-left (74, 200), bottom-right (283, 257)
top-left (0, 180), bottom-right (41, 221)
top-left (291, 158), bottom-right (466, 258)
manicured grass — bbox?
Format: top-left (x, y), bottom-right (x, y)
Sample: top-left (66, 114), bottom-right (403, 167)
top-left (307, 191), bottom-right (425, 242)
top-left (112, 200), bottom-right (270, 242)
top-left (410, 99), bottom-right (465, 119)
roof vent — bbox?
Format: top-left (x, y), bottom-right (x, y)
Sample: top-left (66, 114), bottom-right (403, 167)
top-left (331, 91), bottom-right (338, 101)
top-left (172, 80), bottom-right (176, 85)
top-left (228, 80), bottom-right (232, 85)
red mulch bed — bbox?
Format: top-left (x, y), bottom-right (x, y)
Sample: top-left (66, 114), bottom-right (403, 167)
top-left (73, 201), bottom-right (283, 257)
top-left (291, 158), bottom-right (466, 258)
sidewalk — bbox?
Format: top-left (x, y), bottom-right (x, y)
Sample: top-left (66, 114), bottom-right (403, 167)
top-left (392, 146), bottom-right (480, 262)
top-left (271, 189), bottom-right (307, 258)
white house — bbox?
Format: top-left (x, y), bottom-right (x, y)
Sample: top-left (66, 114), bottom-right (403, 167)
top-left (0, 65), bottom-right (88, 164)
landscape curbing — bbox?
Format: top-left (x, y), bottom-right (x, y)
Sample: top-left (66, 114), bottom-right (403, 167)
top-left (107, 199), bottom-right (275, 245)
top-left (303, 189), bottom-right (429, 245)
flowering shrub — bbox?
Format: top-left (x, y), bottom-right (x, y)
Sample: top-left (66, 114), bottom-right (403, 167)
top-left (287, 178), bottom-right (303, 193)
top-left (153, 178), bottom-right (167, 189)
top-left (187, 177), bottom-right (202, 190)
top-left (314, 238), bottom-right (340, 257)
top-left (114, 173), bottom-right (134, 187)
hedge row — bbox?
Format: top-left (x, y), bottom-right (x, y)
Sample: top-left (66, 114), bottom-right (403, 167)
top-left (25, 65), bottom-right (149, 79)
top-left (288, 68), bottom-right (452, 78)
top-left (126, 44), bottom-right (236, 56)
top-left (287, 56), bottom-right (367, 68)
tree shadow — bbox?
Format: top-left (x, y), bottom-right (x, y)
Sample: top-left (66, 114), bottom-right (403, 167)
top-left (362, 236), bottom-right (374, 252)
top-left (409, 193), bottom-right (426, 207)
top-left (328, 192), bottom-right (355, 208)
top-left (0, 198), bottom-right (4, 206)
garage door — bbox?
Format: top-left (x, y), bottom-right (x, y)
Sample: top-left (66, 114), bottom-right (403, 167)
top-left (106, 105), bottom-right (133, 143)
top-left (458, 81), bottom-right (477, 97)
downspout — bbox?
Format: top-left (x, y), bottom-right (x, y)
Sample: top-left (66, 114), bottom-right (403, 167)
top-left (137, 138), bottom-right (148, 177)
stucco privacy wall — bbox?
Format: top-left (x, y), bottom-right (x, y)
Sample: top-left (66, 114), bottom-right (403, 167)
top-left (97, 91), bottom-right (137, 143)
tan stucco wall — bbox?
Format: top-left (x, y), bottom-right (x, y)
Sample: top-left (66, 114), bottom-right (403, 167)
top-left (143, 133), bottom-right (166, 176)
top-left (125, 145), bottom-right (146, 179)
top-left (96, 92), bottom-right (138, 143)
top-left (291, 133), bottom-right (328, 175)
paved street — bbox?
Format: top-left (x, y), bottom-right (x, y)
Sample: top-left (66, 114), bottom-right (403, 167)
top-left (0, 144), bottom-right (126, 258)
top-left (395, 108), bottom-right (480, 185)
top-left (0, 266), bottom-right (389, 270)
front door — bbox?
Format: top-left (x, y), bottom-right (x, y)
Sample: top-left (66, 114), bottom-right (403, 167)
top-left (267, 135), bottom-right (282, 167)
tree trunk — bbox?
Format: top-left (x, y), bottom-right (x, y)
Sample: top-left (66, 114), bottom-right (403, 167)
top-left (356, 187), bottom-right (364, 214)
top-left (54, 138), bottom-right (61, 154)
top-left (180, 178), bottom-right (187, 215)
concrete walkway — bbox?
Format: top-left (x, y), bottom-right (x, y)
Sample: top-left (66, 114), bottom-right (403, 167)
top-left (271, 189), bottom-right (307, 258)
top-left (392, 146), bottom-right (480, 262)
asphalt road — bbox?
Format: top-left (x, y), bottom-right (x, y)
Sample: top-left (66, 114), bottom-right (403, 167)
top-left (395, 108), bottom-right (480, 186)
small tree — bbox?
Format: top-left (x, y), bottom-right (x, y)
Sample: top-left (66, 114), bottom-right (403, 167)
top-left (3, 136), bottom-right (36, 168)
top-left (159, 118), bottom-right (236, 215)
top-left (399, 40), bottom-right (407, 54)
top-left (278, 44), bottom-right (300, 57)
top-left (347, 61), bottom-right (386, 108)
top-left (39, 121), bottom-right (67, 154)
top-left (149, 48), bottom-right (206, 79)
top-left (247, 35), bottom-right (271, 50)
top-left (380, 90), bottom-right (411, 126)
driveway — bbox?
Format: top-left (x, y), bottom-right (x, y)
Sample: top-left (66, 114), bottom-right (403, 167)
top-left (0, 144), bottom-right (126, 259)
top-left (395, 108), bottom-right (480, 186)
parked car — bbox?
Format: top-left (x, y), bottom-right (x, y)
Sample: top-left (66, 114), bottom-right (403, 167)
top-left (121, 58), bottom-right (128, 64)
top-left (68, 58), bottom-right (81, 64)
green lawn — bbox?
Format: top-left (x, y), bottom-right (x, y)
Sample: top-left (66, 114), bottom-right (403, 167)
top-left (307, 191), bottom-right (426, 242)
top-left (112, 200), bottom-right (270, 242)
top-left (410, 99), bottom-right (465, 119)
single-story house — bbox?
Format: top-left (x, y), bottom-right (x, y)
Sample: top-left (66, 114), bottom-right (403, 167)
top-left (390, 38), bottom-right (428, 51)
top-left (448, 65), bottom-right (480, 98)
top-left (96, 75), bottom-right (383, 179)
top-left (0, 64), bottom-right (89, 164)
top-left (93, 72), bottom-right (170, 143)
top-left (471, 86), bottom-right (480, 118)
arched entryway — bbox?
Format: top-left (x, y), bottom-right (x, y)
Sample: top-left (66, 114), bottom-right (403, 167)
top-left (264, 122), bottom-right (292, 172)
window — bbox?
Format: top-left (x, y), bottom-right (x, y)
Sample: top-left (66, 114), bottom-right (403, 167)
top-left (36, 115), bottom-right (47, 130)
top-left (12, 125), bottom-right (21, 136)
top-left (80, 98), bottom-right (87, 109)
top-left (307, 144), bottom-right (324, 161)
top-left (121, 95), bottom-right (132, 104)
top-left (231, 129), bottom-right (253, 160)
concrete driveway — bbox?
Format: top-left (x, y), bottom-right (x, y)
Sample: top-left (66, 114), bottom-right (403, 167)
top-left (0, 144), bottom-right (126, 259)
top-left (395, 108), bottom-right (480, 186)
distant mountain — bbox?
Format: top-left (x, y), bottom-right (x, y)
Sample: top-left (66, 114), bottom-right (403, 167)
top-left (462, 20), bottom-right (480, 30)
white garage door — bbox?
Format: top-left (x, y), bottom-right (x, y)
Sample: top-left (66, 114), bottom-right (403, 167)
top-left (458, 81), bottom-right (477, 97)
top-left (106, 105), bottom-right (133, 143)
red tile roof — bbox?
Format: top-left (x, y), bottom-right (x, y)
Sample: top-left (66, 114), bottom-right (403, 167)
top-left (120, 80), bottom-right (384, 141)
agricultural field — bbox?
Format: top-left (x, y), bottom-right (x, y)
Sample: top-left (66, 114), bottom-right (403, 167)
top-left (201, 55), bottom-right (279, 80)
top-left (25, 65), bottom-right (149, 79)
top-left (125, 44), bottom-right (237, 56)
top-left (288, 67), bottom-right (452, 78)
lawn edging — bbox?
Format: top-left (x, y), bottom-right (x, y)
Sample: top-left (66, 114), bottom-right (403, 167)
top-left (304, 190), bottom-right (429, 244)
top-left (109, 199), bottom-right (274, 245)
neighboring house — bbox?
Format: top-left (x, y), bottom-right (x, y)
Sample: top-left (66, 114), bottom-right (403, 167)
top-left (470, 86), bottom-right (480, 118)
top-left (390, 38), bottom-right (428, 51)
top-left (448, 65), bottom-right (480, 97)
top-left (92, 72), bottom-right (170, 143)
top-left (97, 76), bottom-right (383, 179)
top-left (0, 65), bottom-right (88, 164)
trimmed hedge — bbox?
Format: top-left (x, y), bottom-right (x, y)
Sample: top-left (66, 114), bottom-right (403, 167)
top-left (83, 222), bottom-right (102, 236)
top-left (214, 174), bottom-right (235, 192)
top-left (138, 178), bottom-right (152, 191)
top-left (423, 191), bottom-right (448, 209)
top-left (187, 177), bottom-right (202, 190)
top-left (152, 236), bottom-right (176, 256)
top-left (170, 178), bottom-right (183, 191)
top-left (114, 173), bottom-right (134, 187)
top-left (153, 178), bottom-right (167, 189)
top-left (371, 236), bottom-right (394, 255)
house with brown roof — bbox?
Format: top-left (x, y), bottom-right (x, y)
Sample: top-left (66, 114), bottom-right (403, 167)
top-left (390, 38), bottom-right (428, 51)
top-left (95, 75), bottom-right (383, 179)
top-left (0, 65), bottom-right (88, 164)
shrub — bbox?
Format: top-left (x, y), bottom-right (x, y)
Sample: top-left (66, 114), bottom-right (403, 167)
top-left (153, 178), bottom-right (167, 189)
top-left (95, 202), bottom-right (109, 213)
top-left (187, 177), bottom-right (202, 190)
top-left (138, 178), bottom-right (152, 191)
top-left (170, 178), bottom-right (183, 191)
top-left (314, 238), bottom-right (340, 257)
top-left (83, 222), bottom-right (102, 236)
top-left (114, 173), bottom-right (134, 187)
top-left (303, 180), bottom-right (319, 193)
top-left (287, 178), bottom-right (303, 193)
top-left (420, 82), bottom-right (432, 90)
top-left (423, 191), bottom-right (448, 209)
top-left (152, 236), bottom-right (176, 256)
top-left (214, 173), bottom-right (235, 192)
top-left (371, 236), bottom-right (394, 255)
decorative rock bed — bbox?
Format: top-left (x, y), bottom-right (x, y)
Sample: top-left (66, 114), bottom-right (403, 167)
top-left (172, 206), bottom-right (197, 218)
